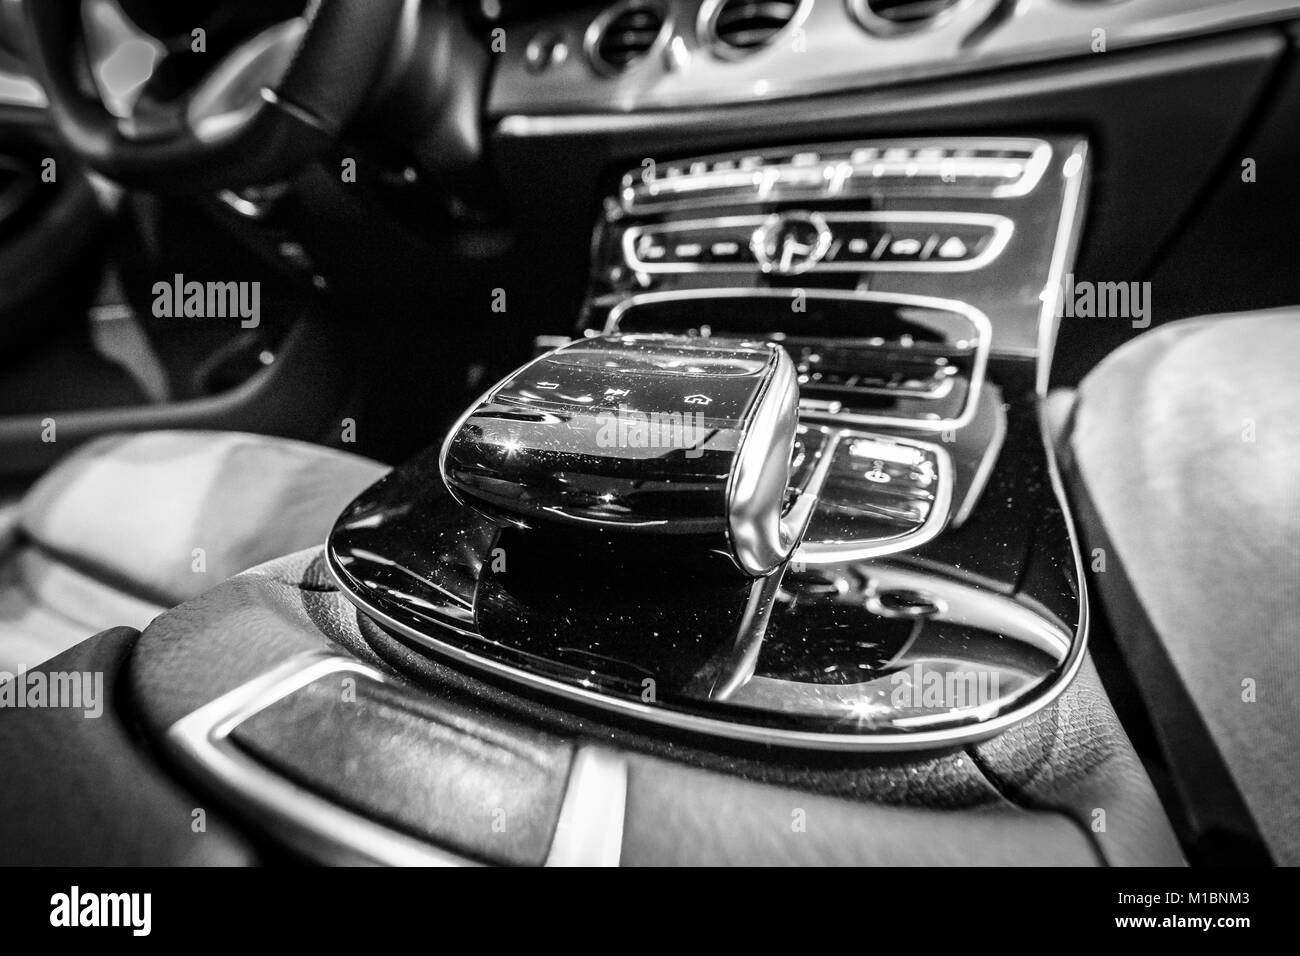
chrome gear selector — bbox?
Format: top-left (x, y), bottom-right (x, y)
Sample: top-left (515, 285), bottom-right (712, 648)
top-left (440, 333), bottom-right (818, 576)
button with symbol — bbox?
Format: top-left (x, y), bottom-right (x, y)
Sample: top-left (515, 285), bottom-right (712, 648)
top-left (937, 236), bottom-right (968, 259)
top-left (889, 237), bottom-right (923, 258)
top-left (684, 394), bottom-right (712, 406)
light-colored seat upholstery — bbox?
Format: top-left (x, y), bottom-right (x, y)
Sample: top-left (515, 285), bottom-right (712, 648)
top-left (0, 431), bottom-right (388, 673)
top-left (1063, 307), bottom-right (1300, 865)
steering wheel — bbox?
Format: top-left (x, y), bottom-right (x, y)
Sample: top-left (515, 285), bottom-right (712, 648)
top-left (14, 0), bottom-right (406, 190)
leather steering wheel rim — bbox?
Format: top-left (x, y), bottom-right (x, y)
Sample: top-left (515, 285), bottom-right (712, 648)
top-left (16, 0), bottom-right (406, 190)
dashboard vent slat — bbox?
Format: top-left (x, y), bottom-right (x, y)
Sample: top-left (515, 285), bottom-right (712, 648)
top-left (591, 3), bottom-right (667, 73)
top-left (849, 0), bottom-right (966, 34)
top-left (709, 0), bottom-right (801, 54)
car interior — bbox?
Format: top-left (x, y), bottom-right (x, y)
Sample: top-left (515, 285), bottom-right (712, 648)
top-left (0, 0), bottom-right (1297, 868)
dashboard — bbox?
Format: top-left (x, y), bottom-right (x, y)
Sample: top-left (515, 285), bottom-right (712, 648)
top-left (490, 0), bottom-right (1300, 114)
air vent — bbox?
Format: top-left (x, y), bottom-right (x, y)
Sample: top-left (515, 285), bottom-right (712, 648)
top-left (706, 0), bottom-right (803, 57)
top-left (587, 2), bottom-right (668, 74)
top-left (848, 0), bottom-right (968, 35)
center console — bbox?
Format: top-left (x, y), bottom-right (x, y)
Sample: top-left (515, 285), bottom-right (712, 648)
top-left (324, 133), bottom-right (1091, 751)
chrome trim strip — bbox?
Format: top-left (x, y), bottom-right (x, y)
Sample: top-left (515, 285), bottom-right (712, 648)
top-left (169, 653), bottom-right (640, 866)
top-left (726, 347), bottom-right (802, 574)
top-left (1036, 140), bottom-right (1090, 395)
top-left (951, 394), bottom-right (1006, 528)
top-left (708, 568), bottom-right (790, 700)
top-left (166, 654), bottom-right (477, 866)
top-left (544, 747), bottom-right (627, 866)
top-left (1006, 139), bottom-right (1055, 200)
top-left (793, 430), bottom-right (955, 564)
top-left (619, 138), bottom-right (1052, 213)
top-left (603, 287), bottom-right (992, 432)
top-left (622, 211), bottom-right (1014, 275)
top-left (1034, 391), bottom-right (1091, 709)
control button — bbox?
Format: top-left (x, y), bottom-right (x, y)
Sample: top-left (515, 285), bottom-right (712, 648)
top-left (937, 235), bottom-right (968, 259)
top-left (848, 439), bottom-right (924, 467)
top-left (525, 32), bottom-right (568, 73)
top-left (827, 161), bottom-right (854, 193)
top-left (889, 237), bottom-right (923, 257)
top-left (776, 163), bottom-right (825, 188)
top-left (910, 463), bottom-right (936, 487)
top-left (874, 229), bottom-right (943, 262)
top-left (684, 394), bottom-right (712, 405)
top-left (626, 215), bottom-right (1004, 273)
top-left (635, 235), bottom-right (668, 261)
top-left (800, 398), bottom-right (844, 415)
top-left (805, 372), bottom-right (859, 388)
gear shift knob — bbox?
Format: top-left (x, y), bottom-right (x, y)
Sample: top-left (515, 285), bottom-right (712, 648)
top-left (440, 333), bottom-right (812, 576)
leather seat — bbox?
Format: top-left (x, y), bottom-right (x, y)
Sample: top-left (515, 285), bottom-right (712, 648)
top-left (1059, 307), bottom-right (1300, 865)
top-left (0, 430), bottom-right (388, 673)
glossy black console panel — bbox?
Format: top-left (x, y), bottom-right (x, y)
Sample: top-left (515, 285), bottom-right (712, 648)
top-left (328, 368), bottom-right (1085, 751)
